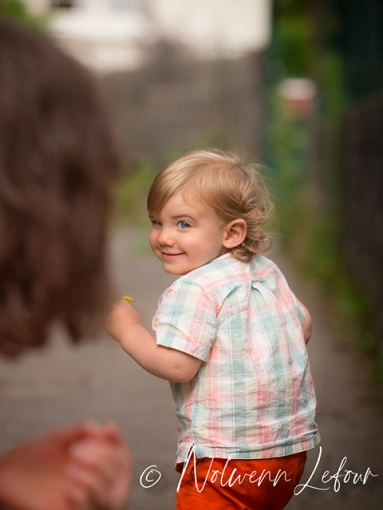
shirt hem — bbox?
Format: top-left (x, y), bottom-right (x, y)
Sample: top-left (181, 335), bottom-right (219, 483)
top-left (175, 435), bottom-right (321, 465)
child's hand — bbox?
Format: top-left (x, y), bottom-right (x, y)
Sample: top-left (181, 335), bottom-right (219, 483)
top-left (104, 299), bottom-right (141, 344)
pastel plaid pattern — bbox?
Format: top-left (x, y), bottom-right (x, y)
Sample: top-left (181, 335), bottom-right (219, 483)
top-left (153, 253), bottom-right (320, 464)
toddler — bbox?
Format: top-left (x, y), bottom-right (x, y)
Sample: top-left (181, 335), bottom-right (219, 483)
top-left (105, 149), bottom-right (320, 509)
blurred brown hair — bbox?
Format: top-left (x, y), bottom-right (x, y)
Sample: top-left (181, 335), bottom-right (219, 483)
top-left (0, 18), bottom-right (119, 356)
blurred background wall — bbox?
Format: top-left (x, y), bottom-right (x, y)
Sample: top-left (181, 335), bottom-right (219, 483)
top-left (21, 0), bottom-right (271, 161)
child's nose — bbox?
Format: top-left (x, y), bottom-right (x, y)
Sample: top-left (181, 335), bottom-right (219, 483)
top-left (158, 228), bottom-right (175, 246)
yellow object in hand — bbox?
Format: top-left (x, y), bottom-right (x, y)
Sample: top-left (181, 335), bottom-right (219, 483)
top-left (122, 295), bottom-right (135, 302)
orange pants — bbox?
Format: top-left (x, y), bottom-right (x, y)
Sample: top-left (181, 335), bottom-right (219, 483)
top-left (175, 452), bottom-right (307, 510)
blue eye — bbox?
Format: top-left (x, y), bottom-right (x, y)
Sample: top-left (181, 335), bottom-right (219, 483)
top-left (177, 221), bottom-right (190, 229)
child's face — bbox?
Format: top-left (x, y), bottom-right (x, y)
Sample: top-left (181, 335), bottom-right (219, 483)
top-left (149, 193), bottom-right (228, 275)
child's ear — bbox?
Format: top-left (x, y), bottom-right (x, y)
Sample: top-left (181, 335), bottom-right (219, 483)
top-left (223, 219), bottom-right (247, 249)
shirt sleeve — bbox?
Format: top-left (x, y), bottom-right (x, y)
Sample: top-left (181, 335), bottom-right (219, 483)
top-left (152, 280), bottom-right (218, 362)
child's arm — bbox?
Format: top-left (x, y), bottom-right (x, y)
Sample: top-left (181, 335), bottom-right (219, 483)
top-left (105, 299), bottom-right (202, 383)
top-left (296, 298), bottom-right (312, 344)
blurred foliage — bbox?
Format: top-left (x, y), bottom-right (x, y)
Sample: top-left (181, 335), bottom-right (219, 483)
top-left (272, 0), bottom-right (313, 77)
top-left (268, 92), bottom-right (381, 382)
top-left (268, 1), bottom-right (382, 383)
top-left (0, 0), bottom-right (48, 31)
top-left (273, 16), bottom-right (313, 77)
top-left (116, 162), bottom-right (158, 227)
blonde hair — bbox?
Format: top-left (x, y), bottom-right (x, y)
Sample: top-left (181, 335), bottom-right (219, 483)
top-left (147, 149), bottom-right (274, 262)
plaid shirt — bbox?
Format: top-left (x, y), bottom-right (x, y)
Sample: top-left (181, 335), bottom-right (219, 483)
top-left (153, 253), bottom-right (320, 463)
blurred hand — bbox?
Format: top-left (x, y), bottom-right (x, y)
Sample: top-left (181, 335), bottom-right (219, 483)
top-left (104, 299), bottom-right (141, 344)
top-left (0, 422), bottom-right (131, 510)
top-left (65, 422), bottom-right (131, 510)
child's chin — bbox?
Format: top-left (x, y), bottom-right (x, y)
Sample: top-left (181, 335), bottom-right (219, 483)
top-left (164, 267), bottom-right (186, 276)
top-left (162, 263), bottom-right (190, 276)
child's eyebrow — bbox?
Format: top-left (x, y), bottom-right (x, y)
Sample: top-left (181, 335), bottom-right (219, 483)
top-left (171, 214), bottom-right (195, 221)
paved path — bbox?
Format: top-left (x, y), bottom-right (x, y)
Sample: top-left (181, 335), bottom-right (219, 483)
top-left (0, 228), bottom-right (382, 509)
